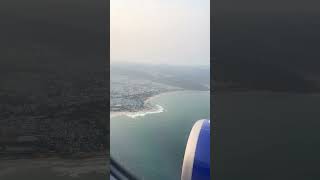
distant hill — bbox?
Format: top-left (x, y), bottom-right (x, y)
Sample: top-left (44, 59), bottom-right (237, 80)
top-left (111, 63), bottom-right (210, 91)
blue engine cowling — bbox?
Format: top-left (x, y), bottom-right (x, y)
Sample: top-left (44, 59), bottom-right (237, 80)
top-left (181, 119), bottom-right (210, 180)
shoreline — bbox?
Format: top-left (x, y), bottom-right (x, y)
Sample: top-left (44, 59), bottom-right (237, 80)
top-left (110, 90), bottom-right (210, 119)
top-left (110, 90), bottom-right (177, 119)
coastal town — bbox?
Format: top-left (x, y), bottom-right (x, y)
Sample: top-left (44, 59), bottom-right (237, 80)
top-left (110, 64), bottom-right (210, 114)
top-left (111, 74), bottom-right (182, 113)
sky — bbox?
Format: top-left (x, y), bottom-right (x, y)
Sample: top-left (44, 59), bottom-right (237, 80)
top-left (111, 0), bottom-right (210, 66)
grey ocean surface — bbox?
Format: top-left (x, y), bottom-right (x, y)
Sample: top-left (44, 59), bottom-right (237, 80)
top-left (111, 91), bottom-right (210, 180)
top-left (214, 92), bottom-right (320, 179)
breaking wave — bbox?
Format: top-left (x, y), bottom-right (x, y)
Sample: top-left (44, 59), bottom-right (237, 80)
top-left (126, 104), bottom-right (164, 119)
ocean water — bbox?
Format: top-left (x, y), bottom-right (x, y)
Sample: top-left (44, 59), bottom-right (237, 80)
top-left (110, 91), bottom-right (210, 180)
top-left (214, 92), bottom-right (320, 179)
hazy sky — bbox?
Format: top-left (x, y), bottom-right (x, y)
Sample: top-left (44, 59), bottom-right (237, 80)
top-left (111, 0), bottom-right (210, 66)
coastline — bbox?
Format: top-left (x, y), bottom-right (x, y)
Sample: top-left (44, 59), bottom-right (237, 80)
top-left (110, 90), bottom-right (210, 119)
top-left (110, 90), bottom-right (178, 119)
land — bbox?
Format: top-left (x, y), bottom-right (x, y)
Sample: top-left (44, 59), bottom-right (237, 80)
top-left (110, 63), bottom-right (210, 113)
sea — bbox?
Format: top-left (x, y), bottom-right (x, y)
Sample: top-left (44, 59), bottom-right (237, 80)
top-left (214, 91), bottom-right (320, 179)
top-left (110, 91), bottom-right (210, 180)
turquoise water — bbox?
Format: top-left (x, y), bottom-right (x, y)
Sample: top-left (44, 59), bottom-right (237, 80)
top-left (110, 91), bottom-right (210, 180)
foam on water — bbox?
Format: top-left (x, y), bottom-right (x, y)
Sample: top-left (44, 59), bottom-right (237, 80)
top-left (126, 104), bottom-right (164, 119)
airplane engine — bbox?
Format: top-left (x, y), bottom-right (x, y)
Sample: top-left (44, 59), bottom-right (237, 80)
top-left (181, 119), bottom-right (210, 180)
